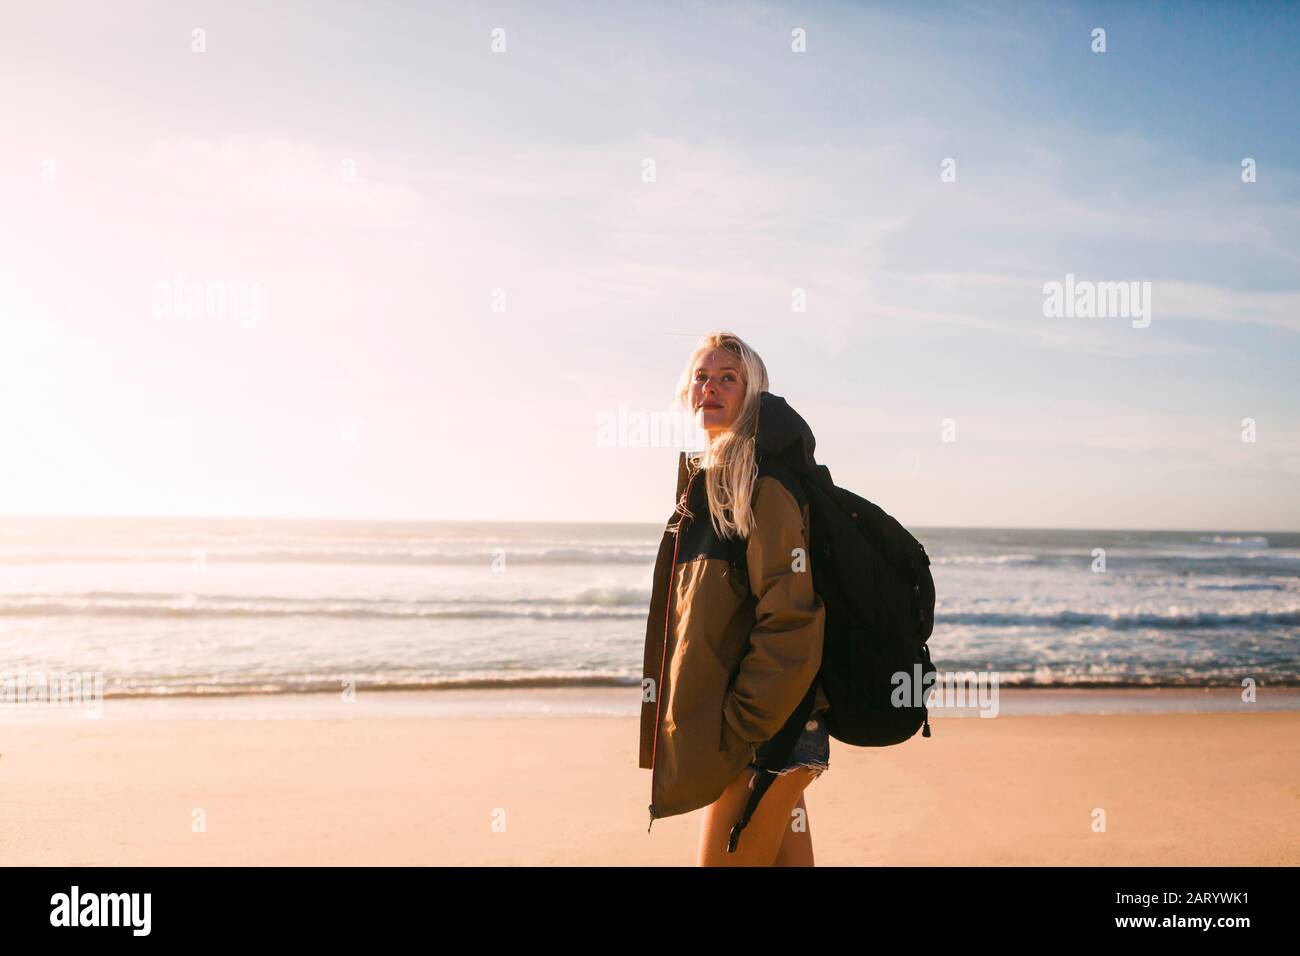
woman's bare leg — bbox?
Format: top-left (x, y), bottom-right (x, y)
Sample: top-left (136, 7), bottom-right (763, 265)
top-left (697, 766), bottom-right (819, 866)
top-left (772, 791), bottom-right (815, 867)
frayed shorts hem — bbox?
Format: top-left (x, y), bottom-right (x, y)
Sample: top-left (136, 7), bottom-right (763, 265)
top-left (746, 708), bottom-right (830, 779)
top-left (768, 759), bottom-right (828, 779)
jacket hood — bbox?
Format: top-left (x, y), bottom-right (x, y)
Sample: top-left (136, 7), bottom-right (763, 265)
top-left (755, 391), bottom-right (818, 473)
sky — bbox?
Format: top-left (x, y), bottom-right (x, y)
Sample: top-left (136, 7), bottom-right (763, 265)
top-left (1, 0), bottom-right (1297, 530)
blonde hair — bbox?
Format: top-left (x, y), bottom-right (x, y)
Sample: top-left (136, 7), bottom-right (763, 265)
top-left (673, 330), bottom-right (770, 540)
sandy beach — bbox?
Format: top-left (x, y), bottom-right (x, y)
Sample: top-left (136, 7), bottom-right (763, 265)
top-left (1, 689), bottom-right (1296, 866)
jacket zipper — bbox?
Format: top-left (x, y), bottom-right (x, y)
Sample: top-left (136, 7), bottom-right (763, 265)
top-left (648, 467), bottom-right (697, 833)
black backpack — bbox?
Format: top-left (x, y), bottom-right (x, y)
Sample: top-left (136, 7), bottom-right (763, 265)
top-left (725, 392), bottom-right (937, 853)
top-left (805, 477), bottom-right (938, 745)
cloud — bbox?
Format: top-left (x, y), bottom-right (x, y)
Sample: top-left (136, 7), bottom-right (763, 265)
top-left (136, 136), bottom-right (426, 221)
top-left (1154, 281), bottom-right (1300, 333)
top-left (864, 270), bottom-right (1300, 342)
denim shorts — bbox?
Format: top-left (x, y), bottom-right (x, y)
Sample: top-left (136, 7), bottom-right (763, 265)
top-left (748, 706), bottom-right (830, 779)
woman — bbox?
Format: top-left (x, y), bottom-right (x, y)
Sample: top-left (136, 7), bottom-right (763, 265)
top-left (638, 330), bottom-right (830, 866)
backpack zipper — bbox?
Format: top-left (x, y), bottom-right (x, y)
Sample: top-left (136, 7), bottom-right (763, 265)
top-left (648, 468), bottom-right (698, 833)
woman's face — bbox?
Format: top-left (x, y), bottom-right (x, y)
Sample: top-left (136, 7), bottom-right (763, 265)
top-left (689, 348), bottom-right (745, 437)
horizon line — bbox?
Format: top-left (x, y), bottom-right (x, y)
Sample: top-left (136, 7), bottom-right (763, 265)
top-left (0, 514), bottom-right (1295, 536)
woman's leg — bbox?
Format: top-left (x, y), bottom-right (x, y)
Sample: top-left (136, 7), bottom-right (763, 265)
top-left (771, 791), bottom-right (815, 867)
top-left (697, 765), bottom-right (820, 866)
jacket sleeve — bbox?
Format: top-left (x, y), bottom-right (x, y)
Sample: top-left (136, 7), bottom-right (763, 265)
top-left (721, 475), bottom-right (826, 744)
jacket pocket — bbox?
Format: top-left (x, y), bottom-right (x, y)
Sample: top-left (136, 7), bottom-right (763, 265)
top-left (719, 709), bottom-right (756, 765)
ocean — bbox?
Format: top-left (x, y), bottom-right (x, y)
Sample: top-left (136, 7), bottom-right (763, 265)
top-left (0, 518), bottom-right (1297, 700)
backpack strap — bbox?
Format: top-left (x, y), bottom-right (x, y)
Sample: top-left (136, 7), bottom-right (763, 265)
top-left (726, 678), bottom-right (820, 854)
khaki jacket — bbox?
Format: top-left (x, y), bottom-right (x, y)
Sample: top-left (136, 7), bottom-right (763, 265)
top-left (640, 450), bottom-right (828, 829)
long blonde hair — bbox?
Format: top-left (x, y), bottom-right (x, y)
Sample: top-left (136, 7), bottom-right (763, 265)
top-left (673, 331), bottom-right (770, 540)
